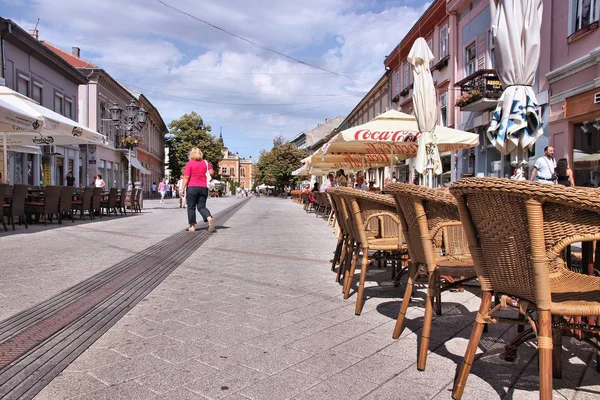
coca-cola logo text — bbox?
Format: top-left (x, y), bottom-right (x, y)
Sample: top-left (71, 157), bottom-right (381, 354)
top-left (353, 129), bottom-right (420, 143)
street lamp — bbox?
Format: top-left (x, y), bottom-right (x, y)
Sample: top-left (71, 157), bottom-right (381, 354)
top-left (108, 99), bottom-right (148, 190)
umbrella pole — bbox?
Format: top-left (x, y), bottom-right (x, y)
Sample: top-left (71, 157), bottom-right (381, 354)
top-left (2, 133), bottom-right (7, 183)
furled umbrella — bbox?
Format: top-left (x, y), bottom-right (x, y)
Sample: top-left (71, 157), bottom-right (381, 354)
top-left (487, 0), bottom-right (544, 163)
top-left (408, 37), bottom-right (441, 188)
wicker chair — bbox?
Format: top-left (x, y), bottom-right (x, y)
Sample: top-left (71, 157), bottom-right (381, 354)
top-left (117, 188), bottom-right (128, 216)
top-left (100, 188), bottom-right (118, 217)
top-left (0, 184), bottom-right (9, 231)
top-left (337, 187), bottom-right (407, 315)
top-left (450, 178), bottom-right (600, 400)
top-left (3, 184), bottom-right (28, 231)
top-left (58, 186), bottom-right (75, 224)
top-left (91, 187), bottom-right (103, 219)
top-left (328, 188), bottom-right (357, 283)
top-left (71, 187), bottom-right (93, 220)
top-left (385, 183), bottom-right (476, 371)
top-left (25, 185), bottom-right (61, 225)
top-left (124, 188), bottom-right (136, 212)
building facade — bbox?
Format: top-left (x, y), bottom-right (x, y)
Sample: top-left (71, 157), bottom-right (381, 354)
top-left (544, 0), bottom-right (600, 186)
top-left (42, 43), bottom-right (166, 195)
top-left (0, 18), bottom-right (88, 186)
top-left (385, 0), bottom-right (456, 184)
top-left (217, 135), bottom-right (253, 192)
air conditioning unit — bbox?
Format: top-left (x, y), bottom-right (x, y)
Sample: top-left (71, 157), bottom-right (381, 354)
top-left (594, 92), bottom-right (600, 104)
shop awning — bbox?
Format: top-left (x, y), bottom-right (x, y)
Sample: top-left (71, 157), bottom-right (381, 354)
top-left (7, 145), bottom-right (42, 154)
top-left (126, 154), bottom-right (151, 175)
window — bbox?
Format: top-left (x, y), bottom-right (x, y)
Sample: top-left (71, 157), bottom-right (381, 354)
top-left (99, 103), bottom-right (106, 135)
top-left (403, 63), bottom-right (410, 89)
top-left (54, 92), bottom-right (64, 115)
top-left (465, 43), bottom-right (476, 76)
top-left (32, 82), bottom-right (42, 104)
top-left (426, 38), bottom-right (434, 68)
top-left (65, 98), bottom-right (73, 120)
top-left (572, 0), bottom-right (600, 33)
top-left (439, 93), bottom-right (447, 127)
top-left (395, 69), bottom-right (400, 94)
top-left (440, 25), bottom-right (449, 59)
top-left (230, 167), bottom-right (235, 177)
top-left (221, 166), bottom-right (227, 175)
top-left (17, 74), bottom-right (29, 96)
top-left (487, 30), bottom-right (496, 69)
top-left (240, 168), bottom-right (246, 178)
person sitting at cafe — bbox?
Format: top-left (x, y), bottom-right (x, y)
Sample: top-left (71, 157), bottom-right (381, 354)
top-left (356, 175), bottom-right (368, 191)
top-left (320, 173), bottom-right (334, 192)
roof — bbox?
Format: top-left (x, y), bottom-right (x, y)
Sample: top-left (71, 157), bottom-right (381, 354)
top-left (41, 41), bottom-right (97, 68)
top-left (0, 18), bottom-right (88, 84)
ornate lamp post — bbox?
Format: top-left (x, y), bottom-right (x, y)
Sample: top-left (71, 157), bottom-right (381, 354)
top-left (109, 99), bottom-right (147, 190)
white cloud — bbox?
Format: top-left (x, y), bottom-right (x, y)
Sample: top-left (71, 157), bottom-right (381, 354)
top-left (5, 0), bottom-right (428, 158)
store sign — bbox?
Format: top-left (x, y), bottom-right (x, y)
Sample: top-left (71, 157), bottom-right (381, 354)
top-left (565, 89), bottom-right (600, 119)
top-left (485, 76), bottom-right (503, 92)
top-left (43, 163), bottom-right (51, 186)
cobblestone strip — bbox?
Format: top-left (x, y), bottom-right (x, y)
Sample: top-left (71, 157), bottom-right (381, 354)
top-left (0, 198), bottom-right (249, 400)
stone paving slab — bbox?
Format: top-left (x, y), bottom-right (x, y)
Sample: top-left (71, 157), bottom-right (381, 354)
top-left (2, 196), bottom-right (595, 399)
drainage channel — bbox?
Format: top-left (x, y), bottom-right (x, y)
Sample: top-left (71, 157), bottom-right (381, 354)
top-left (0, 198), bottom-right (249, 400)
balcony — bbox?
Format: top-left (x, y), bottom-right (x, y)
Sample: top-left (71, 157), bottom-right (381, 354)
top-left (454, 69), bottom-right (503, 112)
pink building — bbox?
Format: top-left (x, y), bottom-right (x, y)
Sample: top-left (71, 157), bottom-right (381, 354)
top-left (543, 0), bottom-right (600, 186)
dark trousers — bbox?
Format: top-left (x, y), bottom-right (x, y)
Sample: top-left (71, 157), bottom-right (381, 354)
top-left (186, 186), bottom-right (212, 225)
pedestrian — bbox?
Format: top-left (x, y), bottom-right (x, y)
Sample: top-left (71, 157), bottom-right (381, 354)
top-left (151, 182), bottom-right (157, 198)
top-left (181, 147), bottom-right (215, 233)
top-left (177, 175), bottom-right (187, 208)
top-left (158, 178), bottom-right (167, 204)
top-left (165, 180), bottom-right (172, 198)
top-left (65, 171), bottom-right (75, 187)
top-left (94, 174), bottom-right (106, 189)
top-left (530, 146), bottom-right (556, 185)
top-left (555, 158), bottom-right (575, 187)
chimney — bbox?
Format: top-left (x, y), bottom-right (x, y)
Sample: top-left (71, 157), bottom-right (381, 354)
top-left (72, 47), bottom-right (81, 58)
top-left (28, 28), bottom-right (39, 40)
top-left (325, 118), bottom-right (330, 122)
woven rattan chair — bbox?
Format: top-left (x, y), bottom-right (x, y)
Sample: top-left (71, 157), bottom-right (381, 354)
top-left (3, 184), bottom-right (28, 230)
top-left (117, 188), bottom-right (128, 216)
top-left (134, 187), bottom-right (142, 212)
top-left (124, 188), bottom-right (136, 212)
top-left (91, 187), bottom-right (103, 219)
top-left (25, 185), bottom-right (61, 225)
top-left (328, 188), bottom-right (358, 284)
top-left (100, 188), bottom-right (118, 217)
top-left (58, 186), bottom-right (75, 224)
top-left (72, 187), bottom-right (93, 220)
top-left (450, 178), bottom-right (600, 400)
top-left (337, 187), bottom-right (407, 315)
top-left (0, 184), bottom-right (9, 231)
top-left (386, 183), bottom-right (476, 371)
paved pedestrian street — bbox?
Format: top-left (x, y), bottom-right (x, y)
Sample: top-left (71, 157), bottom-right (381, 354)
top-left (1, 197), bottom-right (599, 399)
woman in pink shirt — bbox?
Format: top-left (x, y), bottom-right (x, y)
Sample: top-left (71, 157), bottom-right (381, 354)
top-left (182, 147), bottom-right (214, 232)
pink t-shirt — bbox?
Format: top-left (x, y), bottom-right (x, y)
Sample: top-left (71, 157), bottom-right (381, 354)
top-left (184, 159), bottom-right (212, 187)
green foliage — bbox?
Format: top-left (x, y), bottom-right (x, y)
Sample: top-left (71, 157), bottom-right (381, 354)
top-left (166, 112), bottom-right (224, 180)
top-left (229, 180), bottom-right (240, 195)
top-left (255, 136), bottom-right (308, 189)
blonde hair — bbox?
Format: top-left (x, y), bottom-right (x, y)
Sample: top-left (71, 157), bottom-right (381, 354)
top-left (189, 147), bottom-right (203, 161)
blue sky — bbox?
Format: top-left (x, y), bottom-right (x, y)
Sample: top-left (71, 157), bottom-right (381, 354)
top-left (1, 0), bottom-right (430, 160)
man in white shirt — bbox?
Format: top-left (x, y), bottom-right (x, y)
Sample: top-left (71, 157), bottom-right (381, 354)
top-left (320, 173), bottom-right (334, 192)
top-left (530, 146), bottom-right (556, 185)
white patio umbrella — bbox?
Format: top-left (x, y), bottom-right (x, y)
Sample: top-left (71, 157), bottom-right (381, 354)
top-left (486, 0), bottom-right (544, 161)
top-left (408, 37), bottom-right (441, 188)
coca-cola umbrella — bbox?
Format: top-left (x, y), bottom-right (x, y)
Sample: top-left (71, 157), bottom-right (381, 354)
top-left (321, 110), bottom-right (478, 176)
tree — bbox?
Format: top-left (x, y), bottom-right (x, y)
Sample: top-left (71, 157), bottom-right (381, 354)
top-left (166, 112), bottom-right (223, 182)
top-left (255, 136), bottom-right (308, 189)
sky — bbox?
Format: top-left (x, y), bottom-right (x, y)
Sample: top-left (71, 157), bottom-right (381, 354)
top-left (1, 0), bottom-right (431, 160)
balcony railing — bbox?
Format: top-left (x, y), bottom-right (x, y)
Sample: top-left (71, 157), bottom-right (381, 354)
top-left (454, 69), bottom-right (503, 112)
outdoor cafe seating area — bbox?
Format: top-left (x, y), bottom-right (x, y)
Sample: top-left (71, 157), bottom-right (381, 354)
top-left (293, 178), bottom-right (600, 399)
top-left (0, 184), bottom-right (143, 232)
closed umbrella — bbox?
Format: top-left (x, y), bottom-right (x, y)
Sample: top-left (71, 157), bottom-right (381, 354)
top-left (408, 37), bottom-right (441, 188)
top-left (487, 0), bottom-right (544, 161)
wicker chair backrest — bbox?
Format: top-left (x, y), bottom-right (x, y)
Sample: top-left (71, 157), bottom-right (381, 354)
top-left (10, 184), bottom-right (29, 217)
top-left (386, 183), bottom-right (466, 269)
top-left (448, 178), bottom-right (600, 308)
top-left (91, 188), bottom-right (102, 210)
top-left (119, 188), bottom-right (128, 208)
top-left (328, 190), bottom-right (351, 239)
top-left (59, 186), bottom-right (75, 213)
top-left (44, 186), bottom-right (61, 214)
top-left (0, 184), bottom-right (9, 217)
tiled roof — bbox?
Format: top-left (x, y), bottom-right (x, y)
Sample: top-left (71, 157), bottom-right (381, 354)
top-left (41, 41), bottom-right (97, 69)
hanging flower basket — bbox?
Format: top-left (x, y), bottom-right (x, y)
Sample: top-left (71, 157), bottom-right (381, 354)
top-left (455, 89), bottom-right (482, 107)
top-left (120, 135), bottom-right (143, 149)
